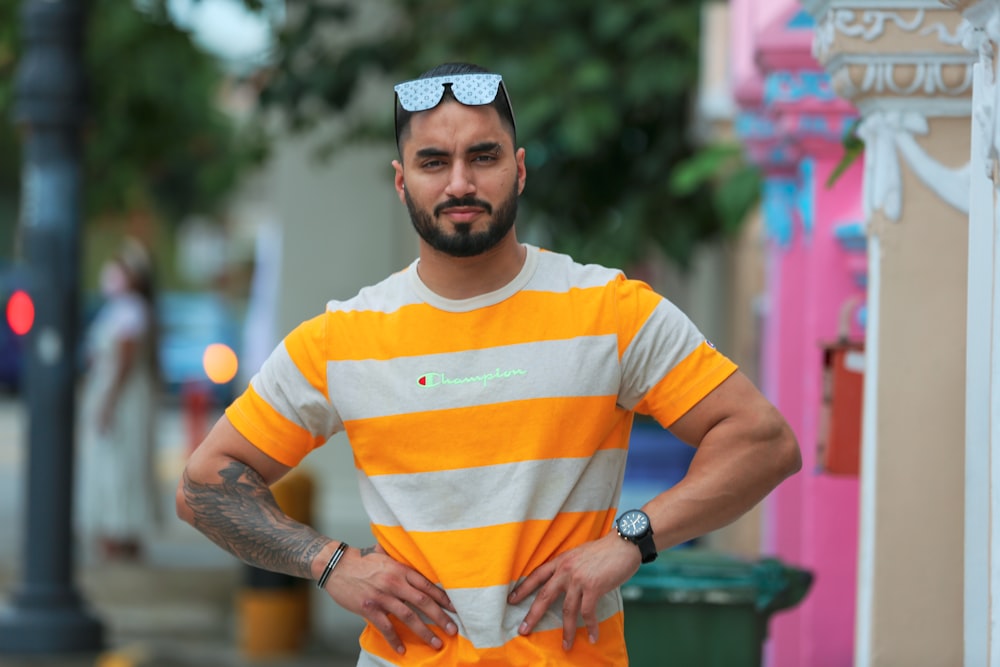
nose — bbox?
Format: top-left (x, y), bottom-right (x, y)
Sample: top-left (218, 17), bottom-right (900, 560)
top-left (444, 161), bottom-right (476, 199)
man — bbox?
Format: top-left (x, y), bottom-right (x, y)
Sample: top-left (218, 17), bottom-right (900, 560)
top-left (177, 62), bottom-right (801, 666)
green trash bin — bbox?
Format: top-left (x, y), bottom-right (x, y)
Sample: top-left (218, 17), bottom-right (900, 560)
top-left (621, 549), bottom-right (813, 667)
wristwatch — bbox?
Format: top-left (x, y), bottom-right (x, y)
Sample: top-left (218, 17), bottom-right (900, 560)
top-left (615, 509), bottom-right (657, 563)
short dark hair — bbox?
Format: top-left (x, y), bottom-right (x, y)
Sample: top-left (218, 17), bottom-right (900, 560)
top-left (394, 62), bottom-right (516, 153)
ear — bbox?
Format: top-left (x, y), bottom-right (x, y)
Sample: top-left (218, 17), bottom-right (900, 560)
top-left (514, 147), bottom-right (527, 196)
top-left (392, 159), bottom-right (406, 204)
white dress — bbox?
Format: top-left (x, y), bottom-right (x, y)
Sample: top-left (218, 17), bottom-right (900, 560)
top-left (77, 292), bottom-right (160, 542)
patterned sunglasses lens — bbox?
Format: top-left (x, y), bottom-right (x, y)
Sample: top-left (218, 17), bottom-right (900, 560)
top-left (394, 74), bottom-right (503, 112)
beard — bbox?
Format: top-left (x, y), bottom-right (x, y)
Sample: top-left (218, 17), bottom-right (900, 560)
top-left (405, 182), bottom-right (519, 258)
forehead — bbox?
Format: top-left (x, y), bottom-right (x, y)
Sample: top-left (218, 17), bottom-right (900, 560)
top-left (401, 100), bottom-right (510, 156)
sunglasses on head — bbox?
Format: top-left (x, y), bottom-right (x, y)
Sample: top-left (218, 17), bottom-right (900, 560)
top-left (393, 73), bottom-right (516, 142)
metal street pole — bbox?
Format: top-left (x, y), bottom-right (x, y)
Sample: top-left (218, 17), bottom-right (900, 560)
top-left (0, 0), bottom-right (104, 654)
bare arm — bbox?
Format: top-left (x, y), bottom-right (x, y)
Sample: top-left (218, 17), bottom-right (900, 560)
top-left (176, 416), bottom-right (458, 654)
top-left (511, 370), bottom-right (801, 649)
top-left (646, 369), bottom-right (801, 549)
top-left (176, 420), bottom-right (332, 579)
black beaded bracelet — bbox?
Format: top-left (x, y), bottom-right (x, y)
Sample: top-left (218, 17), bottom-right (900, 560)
top-left (316, 541), bottom-right (348, 590)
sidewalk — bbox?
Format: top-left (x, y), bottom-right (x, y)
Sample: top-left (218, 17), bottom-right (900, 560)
top-left (0, 562), bottom-right (362, 667)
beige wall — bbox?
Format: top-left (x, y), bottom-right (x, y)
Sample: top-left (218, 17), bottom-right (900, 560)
top-left (862, 116), bottom-right (968, 666)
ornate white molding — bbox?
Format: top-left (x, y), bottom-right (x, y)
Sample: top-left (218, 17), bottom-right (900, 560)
top-left (858, 110), bottom-right (971, 219)
top-left (816, 9), bottom-right (967, 60)
top-left (822, 54), bottom-right (975, 111)
top-left (952, 0), bottom-right (1000, 177)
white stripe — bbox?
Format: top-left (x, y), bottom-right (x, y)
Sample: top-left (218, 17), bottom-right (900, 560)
top-left (618, 299), bottom-right (705, 410)
top-left (359, 450), bottom-right (628, 530)
top-left (525, 248), bottom-right (624, 292)
top-left (251, 342), bottom-right (342, 438)
top-left (328, 336), bottom-right (621, 421)
top-left (327, 266), bottom-right (420, 316)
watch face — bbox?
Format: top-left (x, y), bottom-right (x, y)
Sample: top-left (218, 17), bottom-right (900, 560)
top-left (618, 510), bottom-right (649, 538)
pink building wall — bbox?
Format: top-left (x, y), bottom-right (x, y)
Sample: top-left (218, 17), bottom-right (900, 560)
top-left (731, 4), bottom-right (865, 666)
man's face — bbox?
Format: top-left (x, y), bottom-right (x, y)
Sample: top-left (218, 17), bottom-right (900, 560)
top-left (393, 99), bottom-right (526, 258)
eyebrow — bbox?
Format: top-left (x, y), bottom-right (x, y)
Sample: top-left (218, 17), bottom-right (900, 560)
top-left (414, 142), bottom-right (502, 160)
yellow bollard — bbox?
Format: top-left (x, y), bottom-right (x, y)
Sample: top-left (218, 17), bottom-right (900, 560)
top-left (236, 467), bottom-right (315, 658)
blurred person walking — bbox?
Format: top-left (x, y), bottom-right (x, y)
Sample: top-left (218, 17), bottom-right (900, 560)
top-left (78, 237), bottom-right (161, 561)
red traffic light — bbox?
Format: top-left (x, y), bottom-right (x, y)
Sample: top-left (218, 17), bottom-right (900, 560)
top-left (7, 290), bottom-right (35, 335)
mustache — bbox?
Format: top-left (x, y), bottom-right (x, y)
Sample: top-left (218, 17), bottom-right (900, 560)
top-left (434, 197), bottom-right (493, 217)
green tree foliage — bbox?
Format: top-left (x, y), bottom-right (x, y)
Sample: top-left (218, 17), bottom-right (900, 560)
top-left (0, 0), bottom-right (263, 253)
top-left (253, 0), bottom-right (759, 269)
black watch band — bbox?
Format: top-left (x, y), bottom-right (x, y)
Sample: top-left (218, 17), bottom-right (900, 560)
top-left (635, 532), bottom-right (657, 564)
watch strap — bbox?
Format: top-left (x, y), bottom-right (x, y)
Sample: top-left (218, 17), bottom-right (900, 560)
top-left (635, 532), bottom-right (657, 563)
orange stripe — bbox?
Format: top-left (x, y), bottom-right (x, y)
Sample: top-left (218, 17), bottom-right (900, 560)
top-left (282, 314), bottom-right (329, 393)
top-left (347, 396), bottom-right (629, 475)
top-left (325, 286), bottom-right (622, 361)
top-left (611, 279), bottom-right (662, 359)
top-left (360, 612), bottom-right (627, 666)
top-left (225, 386), bottom-right (324, 467)
top-left (636, 342), bottom-right (738, 426)
top-left (375, 510), bottom-right (616, 589)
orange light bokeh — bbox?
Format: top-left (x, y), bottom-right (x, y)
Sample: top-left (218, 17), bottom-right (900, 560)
top-left (203, 343), bottom-right (238, 384)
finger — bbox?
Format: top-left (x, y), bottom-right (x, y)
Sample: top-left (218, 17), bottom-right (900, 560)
top-left (408, 573), bottom-right (456, 614)
top-left (402, 576), bottom-right (458, 636)
top-left (581, 592), bottom-right (600, 645)
top-left (519, 581), bottom-right (561, 636)
top-left (361, 598), bottom-right (406, 655)
top-left (381, 594), bottom-right (445, 650)
top-left (562, 589), bottom-right (581, 650)
top-left (509, 563), bottom-right (554, 604)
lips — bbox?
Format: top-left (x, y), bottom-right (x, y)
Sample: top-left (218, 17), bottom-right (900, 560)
top-left (440, 207), bottom-right (484, 222)
top-left (434, 198), bottom-right (492, 218)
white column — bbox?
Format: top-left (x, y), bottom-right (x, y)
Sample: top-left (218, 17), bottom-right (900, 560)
top-left (945, 1), bottom-right (1000, 663)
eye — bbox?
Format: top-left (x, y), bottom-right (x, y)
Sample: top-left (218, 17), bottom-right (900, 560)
top-left (472, 151), bottom-right (500, 165)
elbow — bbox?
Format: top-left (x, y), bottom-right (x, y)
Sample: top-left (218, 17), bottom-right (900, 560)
top-left (774, 419), bottom-right (802, 481)
top-left (175, 475), bottom-right (193, 525)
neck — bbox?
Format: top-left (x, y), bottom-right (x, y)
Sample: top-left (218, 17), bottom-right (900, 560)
top-left (416, 234), bottom-right (526, 300)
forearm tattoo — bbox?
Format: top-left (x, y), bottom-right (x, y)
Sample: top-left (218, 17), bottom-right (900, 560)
top-left (360, 546), bottom-right (376, 557)
top-left (182, 461), bottom-right (332, 579)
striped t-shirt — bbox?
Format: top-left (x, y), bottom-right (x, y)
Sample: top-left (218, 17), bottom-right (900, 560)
top-left (227, 245), bottom-right (737, 666)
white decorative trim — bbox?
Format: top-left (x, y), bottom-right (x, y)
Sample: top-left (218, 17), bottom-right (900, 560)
top-left (855, 96), bottom-right (973, 115)
top-left (959, 1), bottom-right (1000, 178)
top-left (826, 54), bottom-right (975, 101)
top-left (959, 0), bottom-right (1000, 69)
top-left (857, 110), bottom-right (971, 219)
top-left (808, 0), bottom-right (967, 16)
top-left (816, 8), bottom-right (970, 60)
top-left (921, 21), bottom-right (967, 43)
top-left (972, 69), bottom-right (998, 178)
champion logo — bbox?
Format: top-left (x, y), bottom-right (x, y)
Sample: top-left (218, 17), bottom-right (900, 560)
top-left (417, 367), bottom-right (527, 388)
